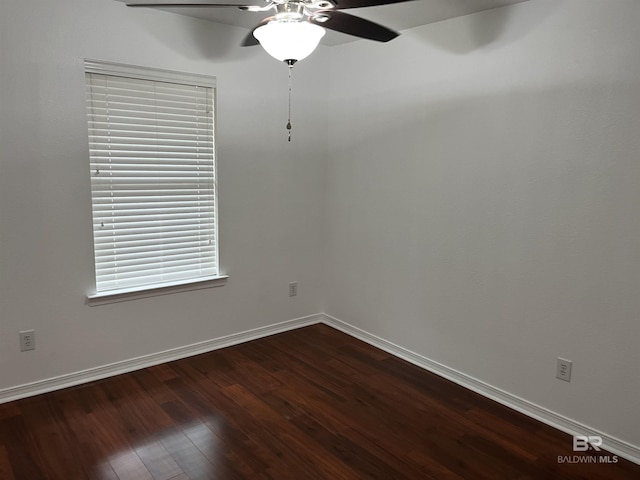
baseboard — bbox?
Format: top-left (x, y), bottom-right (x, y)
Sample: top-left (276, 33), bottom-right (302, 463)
top-left (320, 313), bottom-right (640, 466)
top-left (0, 313), bottom-right (322, 405)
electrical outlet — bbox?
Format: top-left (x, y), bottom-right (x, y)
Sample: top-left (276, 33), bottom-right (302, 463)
top-left (556, 357), bottom-right (572, 382)
top-left (19, 330), bottom-right (35, 352)
top-left (289, 282), bottom-right (297, 297)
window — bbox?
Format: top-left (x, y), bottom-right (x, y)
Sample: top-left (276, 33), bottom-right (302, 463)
top-left (85, 61), bottom-right (224, 304)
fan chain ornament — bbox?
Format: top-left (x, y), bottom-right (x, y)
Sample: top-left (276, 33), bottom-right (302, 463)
top-left (287, 64), bottom-right (293, 142)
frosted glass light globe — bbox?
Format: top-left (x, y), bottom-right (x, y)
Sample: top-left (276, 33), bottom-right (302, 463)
top-left (254, 21), bottom-right (325, 63)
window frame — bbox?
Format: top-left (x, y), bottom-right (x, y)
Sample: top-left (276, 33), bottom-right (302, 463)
top-left (84, 60), bottom-right (226, 306)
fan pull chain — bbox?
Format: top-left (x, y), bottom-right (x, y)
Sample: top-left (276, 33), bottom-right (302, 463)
top-left (287, 64), bottom-right (293, 142)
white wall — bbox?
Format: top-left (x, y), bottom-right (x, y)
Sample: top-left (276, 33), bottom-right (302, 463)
top-left (0, 0), bottom-right (327, 389)
top-left (325, 0), bottom-right (640, 448)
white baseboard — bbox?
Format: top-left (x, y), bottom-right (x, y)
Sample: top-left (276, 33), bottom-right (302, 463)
top-left (0, 313), bottom-right (322, 405)
top-left (320, 313), bottom-right (640, 466)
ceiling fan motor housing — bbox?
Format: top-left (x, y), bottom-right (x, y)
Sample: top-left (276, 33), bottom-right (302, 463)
top-left (275, 2), bottom-right (305, 21)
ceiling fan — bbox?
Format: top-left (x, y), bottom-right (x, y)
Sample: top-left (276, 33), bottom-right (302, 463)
top-left (126, 0), bottom-right (413, 64)
top-left (126, 0), bottom-right (412, 141)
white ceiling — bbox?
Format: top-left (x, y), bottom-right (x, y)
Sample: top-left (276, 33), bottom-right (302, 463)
top-left (118, 0), bottom-right (528, 46)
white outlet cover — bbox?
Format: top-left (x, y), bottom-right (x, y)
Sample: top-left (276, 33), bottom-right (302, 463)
top-left (556, 357), bottom-right (572, 382)
top-left (19, 330), bottom-right (36, 352)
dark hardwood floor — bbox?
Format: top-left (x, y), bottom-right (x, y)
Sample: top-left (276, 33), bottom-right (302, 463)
top-left (0, 324), bottom-right (638, 479)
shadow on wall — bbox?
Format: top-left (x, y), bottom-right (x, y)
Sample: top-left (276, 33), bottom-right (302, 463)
top-left (409, 1), bottom-right (557, 54)
top-left (125, 7), bottom-right (250, 61)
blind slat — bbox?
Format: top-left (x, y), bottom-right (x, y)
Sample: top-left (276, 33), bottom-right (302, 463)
top-left (96, 252), bottom-right (216, 274)
top-left (94, 226), bottom-right (215, 238)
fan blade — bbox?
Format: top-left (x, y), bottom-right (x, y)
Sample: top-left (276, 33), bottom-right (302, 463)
top-left (126, 2), bottom-right (258, 8)
top-left (309, 10), bottom-right (398, 42)
top-left (241, 16), bottom-right (275, 46)
top-left (332, 0), bottom-right (414, 10)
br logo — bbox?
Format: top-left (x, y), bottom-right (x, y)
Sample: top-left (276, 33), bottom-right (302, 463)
top-left (573, 435), bottom-right (602, 452)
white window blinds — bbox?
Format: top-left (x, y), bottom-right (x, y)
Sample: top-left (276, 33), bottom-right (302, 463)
top-left (85, 61), bottom-right (218, 294)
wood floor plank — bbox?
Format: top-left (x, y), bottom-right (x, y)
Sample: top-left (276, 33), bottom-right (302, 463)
top-left (0, 401), bottom-right (21, 421)
top-left (19, 397), bottom-right (87, 480)
top-left (0, 324), bottom-right (638, 479)
top-left (158, 426), bottom-right (217, 480)
top-left (148, 363), bottom-right (180, 383)
top-left (181, 421), bottom-right (251, 480)
top-left (164, 368), bottom-right (304, 479)
top-left (63, 382), bottom-right (155, 479)
top-left (46, 388), bottom-right (122, 479)
top-left (134, 439), bottom-right (184, 480)
top-left (158, 378), bottom-right (271, 477)
top-left (167, 474), bottom-right (190, 480)
top-left (224, 383), bottom-right (363, 480)
top-left (0, 414), bottom-right (47, 479)
top-left (108, 448), bottom-right (154, 480)
top-left (290, 413), bottom-right (405, 479)
top-left (0, 445), bottom-right (16, 480)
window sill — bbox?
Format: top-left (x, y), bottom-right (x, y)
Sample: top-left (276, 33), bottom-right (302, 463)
top-left (86, 275), bottom-right (229, 306)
